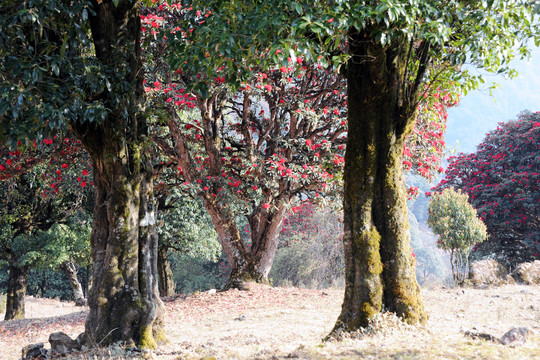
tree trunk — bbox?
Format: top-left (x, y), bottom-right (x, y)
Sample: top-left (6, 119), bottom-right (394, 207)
top-left (330, 30), bottom-right (426, 335)
top-left (4, 259), bottom-right (29, 320)
top-left (71, 0), bottom-right (164, 348)
top-left (203, 197), bottom-right (287, 290)
top-left (60, 259), bottom-right (86, 306)
top-left (157, 246), bottom-right (176, 297)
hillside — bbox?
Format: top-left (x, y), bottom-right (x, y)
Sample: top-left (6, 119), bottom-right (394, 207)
top-left (1, 284), bottom-right (539, 359)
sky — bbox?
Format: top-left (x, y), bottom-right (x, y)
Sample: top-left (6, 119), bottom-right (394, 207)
top-left (445, 45), bottom-right (540, 154)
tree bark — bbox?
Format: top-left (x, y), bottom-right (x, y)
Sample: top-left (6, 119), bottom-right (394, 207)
top-left (71, 0), bottom-right (164, 348)
top-left (157, 246), bottom-right (176, 297)
top-left (330, 30), bottom-right (426, 335)
top-left (204, 196), bottom-right (288, 290)
top-left (60, 259), bottom-right (86, 306)
top-left (4, 259), bottom-right (29, 320)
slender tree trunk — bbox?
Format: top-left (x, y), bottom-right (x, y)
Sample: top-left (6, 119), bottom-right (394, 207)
top-left (60, 259), bottom-right (86, 306)
top-left (4, 259), bottom-right (29, 320)
top-left (330, 30), bottom-right (426, 335)
top-left (70, 0), bottom-right (164, 348)
top-left (157, 246), bottom-right (176, 297)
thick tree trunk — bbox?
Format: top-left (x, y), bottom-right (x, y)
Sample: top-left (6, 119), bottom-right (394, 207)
top-left (203, 197), bottom-right (287, 290)
top-left (75, 129), bottom-right (165, 348)
top-left (4, 260), bottom-right (29, 320)
top-left (60, 259), bottom-right (86, 306)
top-left (157, 246), bottom-right (176, 297)
top-left (330, 30), bottom-right (426, 335)
top-left (70, 0), bottom-right (164, 348)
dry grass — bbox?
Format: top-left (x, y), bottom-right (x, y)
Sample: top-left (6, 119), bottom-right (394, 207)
top-left (1, 284), bottom-right (539, 359)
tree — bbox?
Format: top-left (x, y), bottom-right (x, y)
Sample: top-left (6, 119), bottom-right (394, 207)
top-left (0, 138), bottom-right (90, 320)
top-left (144, 5), bottom-right (347, 288)
top-left (0, 0), bottom-right (164, 347)
top-left (427, 187), bottom-right (488, 284)
top-left (142, 1), bottom-right (453, 289)
top-left (432, 112), bottom-right (540, 267)
top-left (174, 0), bottom-right (537, 332)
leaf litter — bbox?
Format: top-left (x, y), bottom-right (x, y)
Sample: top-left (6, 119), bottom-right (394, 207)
top-left (1, 283), bottom-right (539, 359)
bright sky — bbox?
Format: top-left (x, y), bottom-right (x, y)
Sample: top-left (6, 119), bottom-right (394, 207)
top-left (445, 45), bottom-right (540, 154)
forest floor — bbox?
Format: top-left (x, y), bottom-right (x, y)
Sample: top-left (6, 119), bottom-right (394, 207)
top-left (1, 283), bottom-right (539, 359)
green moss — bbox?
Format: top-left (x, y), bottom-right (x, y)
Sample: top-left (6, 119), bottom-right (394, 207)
top-left (363, 227), bottom-right (383, 275)
top-left (138, 325), bottom-right (157, 349)
top-left (153, 326), bottom-right (168, 344)
top-left (12, 310), bottom-right (24, 320)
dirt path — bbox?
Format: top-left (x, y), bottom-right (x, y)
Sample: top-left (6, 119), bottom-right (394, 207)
top-left (1, 284), bottom-right (539, 359)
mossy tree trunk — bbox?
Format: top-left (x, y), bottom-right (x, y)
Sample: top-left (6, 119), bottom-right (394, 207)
top-left (4, 257), bottom-right (29, 321)
top-left (71, 0), bottom-right (164, 348)
top-left (157, 245), bottom-right (176, 297)
top-left (203, 196), bottom-right (288, 290)
top-left (331, 29), bottom-right (427, 334)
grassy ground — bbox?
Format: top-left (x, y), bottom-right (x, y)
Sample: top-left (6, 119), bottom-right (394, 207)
top-left (0, 284), bottom-right (539, 359)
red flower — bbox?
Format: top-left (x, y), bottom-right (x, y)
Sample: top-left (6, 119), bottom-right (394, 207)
top-left (263, 203), bottom-right (270, 210)
top-left (82, 169), bottom-right (89, 176)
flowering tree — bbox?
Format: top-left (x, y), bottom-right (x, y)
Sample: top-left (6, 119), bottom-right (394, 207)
top-left (141, 1), bottom-right (454, 289)
top-left (432, 112), bottom-right (540, 267)
top-left (0, 0), bottom-right (165, 347)
top-left (160, 0), bottom-right (540, 334)
top-left (155, 63), bottom-right (347, 289)
top-left (427, 187), bottom-right (488, 284)
top-left (0, 137), bottom-right (91, 319)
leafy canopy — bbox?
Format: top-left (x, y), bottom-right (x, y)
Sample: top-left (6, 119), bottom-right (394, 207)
top-left (432, 112), bottom-right (540, 265)
top-left (428, 187), bottom-right (488, 253)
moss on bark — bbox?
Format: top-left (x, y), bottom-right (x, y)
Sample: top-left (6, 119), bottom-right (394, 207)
top-left (329, 28), bottom-right (426, 337)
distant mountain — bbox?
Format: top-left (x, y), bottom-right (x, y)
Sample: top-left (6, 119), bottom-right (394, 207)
top-left (446, 46), bottom-right (540, 154)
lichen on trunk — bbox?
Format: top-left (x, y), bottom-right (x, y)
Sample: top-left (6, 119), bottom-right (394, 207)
top-left (330, 29), bottom-right (426, 336)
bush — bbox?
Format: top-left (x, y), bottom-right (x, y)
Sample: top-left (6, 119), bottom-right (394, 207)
top-left (270, 204), bottom-right (344, 289)
top-left (428, 187), bottom-right (488, 284)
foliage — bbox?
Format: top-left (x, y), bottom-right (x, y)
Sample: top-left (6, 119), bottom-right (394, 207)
top-left (0, 0), bottom-right (105, 143)
top-left (428, 187), bottom-right (488, 284)
top-left (432, 112), bottom-right (540, 268)
top-left (270, 203), bottom-right (344, 289)
top-left (157, 187), bottom-right (221, 261)
top-left (0, 136), bottom-right (92, 264)
top-left (170, 253), bottom-right (224, 294)
top-left (27, 269), bottom-right (75, 301)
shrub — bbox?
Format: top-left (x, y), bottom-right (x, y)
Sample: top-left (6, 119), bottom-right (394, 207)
top-left (428, 187), bottom-right (488, 284)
